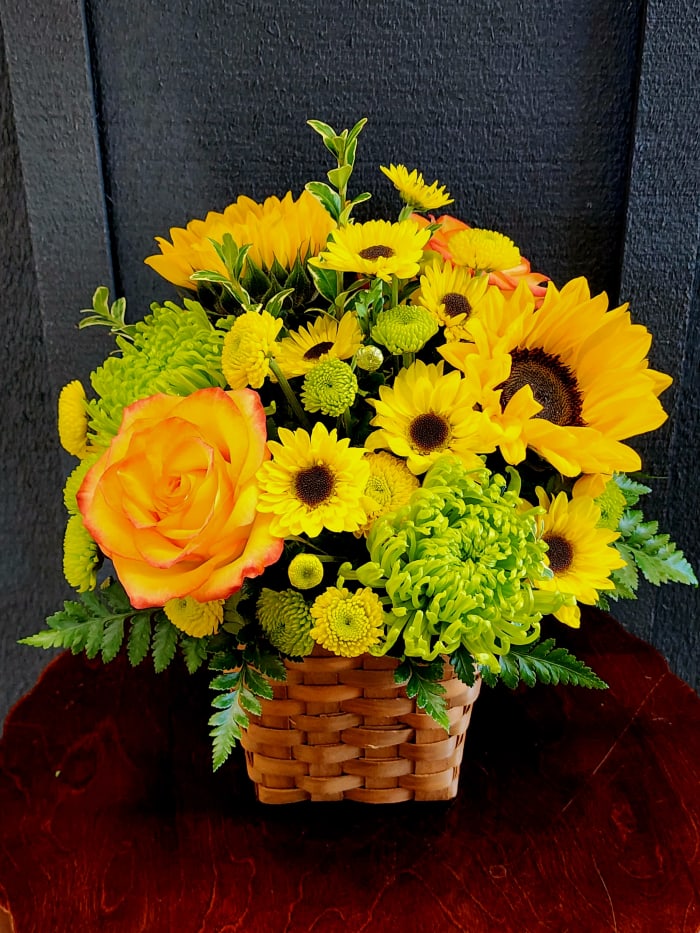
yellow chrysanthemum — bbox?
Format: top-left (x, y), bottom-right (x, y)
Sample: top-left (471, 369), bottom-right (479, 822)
top-left (440, 278), bottom-right (673, 476)
top-left (221, 309), bottom-right (283, 389)
top-left (275, 312), bottom-right (363, 379)
top-left (380, 164), bottom-right (453, 212)
top-left (63, 455), bottom-right (100, 515)
top-left (533, 489), bottom-right (626, 628)
top-left (447, 228), bottom-right (522, 273)
top-left (411, 261), bottom-right (491, 338)
top-left (365, 359), bottom-right (497, 474)
top-left (256, 423), bottom-right (372, 538)
top-left (164, 596), bottom-right (224, 637)
top-left (310, 586), bottom-right (384, 657)
top-left (58, 381), bottom-right (90, 458)
top-left (63, 514), bottom-right (99, 592)
top-left (144, 191), bottom-right (336, 289)
top-left (308, 219), bottom-right (430, 282)
top-left (357, 451), bottom-right (420, 536)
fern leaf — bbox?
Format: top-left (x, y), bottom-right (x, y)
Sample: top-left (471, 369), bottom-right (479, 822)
top-left (503, 639), bottom-right (608, 689)
top-left (127, 615), bottom-right (152, 666)
top-left (179, 635), bottom-right (209, 674)
top-left (151, 617), bottom-right (178, 673)
top-left (101, 617), bottom-right (125, 663)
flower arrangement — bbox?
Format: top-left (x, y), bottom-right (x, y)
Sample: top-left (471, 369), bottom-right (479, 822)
top-left (25, 118), bottom-right (696, 776)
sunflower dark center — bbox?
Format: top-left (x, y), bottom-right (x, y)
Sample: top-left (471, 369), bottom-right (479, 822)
top-left (294, 464), bottom-right (335, 507)
top-left (543, 534), bottom-right (574, 573)
top-left (358, 244), bottom-right (395, 260)
top-left (303, 340), bottom-right (334, 361)
top-left (497, 347), bottom-right (585, 426)
top-left (408, 412), bottom-right (450, 452)
top-left (442, 292), bottom-right (471, 318)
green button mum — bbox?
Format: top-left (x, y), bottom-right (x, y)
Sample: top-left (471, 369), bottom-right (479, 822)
top-left (356, 455), bottom-right (556, 671)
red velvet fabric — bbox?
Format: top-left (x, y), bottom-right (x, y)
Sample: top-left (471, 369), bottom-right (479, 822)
top-left (1, 610), bottom-right (698, 932)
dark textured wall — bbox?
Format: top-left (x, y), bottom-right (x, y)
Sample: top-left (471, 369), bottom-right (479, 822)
top-left (0, 0), bottom-right (697, 726)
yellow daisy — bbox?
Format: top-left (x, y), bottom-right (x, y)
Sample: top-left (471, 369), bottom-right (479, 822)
top-left (310, 586), bottom-right (384, 657)
top-left (533, 489), bottom-right (626, 628)
top-left (308, 219), bottom-right (430, 282)
top-left (448, 227), bottom-right (522, 273)
top-left (357, 451), bottom-right (420, 535)
top-left (411, 260), bottom-right (491, 338)
top-left (164, 596), bottom-right (225, 637)
top-left (144, 191), bottom-right (336, 289)
top-left (221, 309), bottom-right (283, 389)
top-left (380, 164), bottom-right (453, 212)
top-left (274, 312), bottom-right (363, 379)
top-left (256, 423), bottom-right (372, 538)
top-left (58, 381), bottom-right (90, 458)
top-left (365, 359), bottom-right (497, 474)
top-left (440, 278), bottom-right (673, 476)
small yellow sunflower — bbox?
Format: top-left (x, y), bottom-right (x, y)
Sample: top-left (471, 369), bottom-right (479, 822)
top-left (380, 164), bottom-right (453, 212)
top-left (440, 278), bottom-right (673, 476)
top-left (164, 596), bottom-right (224, 637)
top-left (58, 381), bottom-right (90, 458)
top-left (533, 489), bottom-right (626, 628)
top-left (310, 586), bottom-right (385, 657)
top-left (256, 423), bottom-right (372, 538)
top-left (365, 360), bottom-right (497, 474)
top-left (411, 261), bottom-right (491, 338)
top-left (448, 227), bottom-right (522, 273)
top-left (145, 191), bottom-right (336, 289)
top-left (275, 312), bottom-right (363, 379)
top-left (221, 309), bottom-right (283, 389)
top-left (357, 451), bottom-right (420, 535)
top-left (308, 219), bottom-right (430, 282)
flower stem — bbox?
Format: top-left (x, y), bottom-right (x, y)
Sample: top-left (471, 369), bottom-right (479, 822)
top-left (269, 359), bottom-right (311, 431)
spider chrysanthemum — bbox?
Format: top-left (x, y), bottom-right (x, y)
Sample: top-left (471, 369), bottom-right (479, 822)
top-left (440, 278), bottom-right (673, 476)
top-left (256, 423), bottom-right (372, 538)
top-left (309, 219), bottom-right (430, 282)
top-left (380, 164), bottom-right (453, 212)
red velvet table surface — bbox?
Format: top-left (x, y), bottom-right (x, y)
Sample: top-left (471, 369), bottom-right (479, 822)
top-left (1, 609), bottom-right (698, 933)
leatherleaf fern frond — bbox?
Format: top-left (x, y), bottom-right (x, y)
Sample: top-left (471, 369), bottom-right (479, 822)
top-left (208, 641), bottom-right (286, 770)
top-left (19, 579), bottom-right (210, 674)
top-left (481, 638), bottom-right (608, 690)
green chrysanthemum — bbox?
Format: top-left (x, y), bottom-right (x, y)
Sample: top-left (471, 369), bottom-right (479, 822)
top-left (288, 553), bottom-right (325, 590)
top-left (63, 454), bottom-right (100, 515)
top-left (63, 514), bottom-right (99, 592)
top-left (371, 305), bottom-right (438, 354)
top-left (256, 588), bottom-right (315, 657)
top-left (301, 358), bottom-right (358, 417)
top-left (595, 478), bottom-right (627, 531)
top-left (356, 455), bottom-right (557, 671)
top-left (88, 300), bottom-right (226, 446)
top-left (355, 345), bottom-right (384, 372)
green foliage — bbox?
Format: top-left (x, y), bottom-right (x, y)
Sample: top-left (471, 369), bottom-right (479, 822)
top-left (617, 510), bottom-right (697, 587)
top-left (79, 286), bottom-right (135, 338)
top-left (450, 646), bottom-right (477, 687)
top-left (488, 639), bottom-right (608, 690)
top-left (306, 117), bottom-right (371, 223)
top-left (207, 642), bottom-right (286, 770)
top-left (394, 658), bottom-right (450, 731)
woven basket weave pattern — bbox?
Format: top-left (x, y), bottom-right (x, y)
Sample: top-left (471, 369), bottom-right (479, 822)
top-left (241, 652), bottom-right (481, 804)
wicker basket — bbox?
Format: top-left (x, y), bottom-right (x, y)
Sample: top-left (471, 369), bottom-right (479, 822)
top-left (240, 650), bottom-right (481, 804)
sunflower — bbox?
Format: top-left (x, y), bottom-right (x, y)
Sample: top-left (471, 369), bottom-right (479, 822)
top-left (308, 219), bottom-right (430, 282)
top-left (275, 312), bottom-right (363, 379)
top-left (365, 359), bottom-right (497, 474)
top-left (440, 278), bottom-right (673, 476)
top-left (380, 164), bottom-right (453, 212)
top-left (256, 423), bottom-right (372, 538)
top-left (144, 191), bottom-right (336, 289)
top-left (411, 260), bottom-right (491, 339)
top-left (533, 489), bottom-right (626, 627)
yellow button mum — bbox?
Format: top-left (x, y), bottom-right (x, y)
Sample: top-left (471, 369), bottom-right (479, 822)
top-left (310, 586), bottom-right (384, 656)
top-left (164, 596), bottom-right (224, 637)
top-left (58, 380), bottom-right (90, 458)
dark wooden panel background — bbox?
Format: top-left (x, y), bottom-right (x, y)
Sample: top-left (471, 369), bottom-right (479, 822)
top-left (0, 0), bottom-right (697, 725)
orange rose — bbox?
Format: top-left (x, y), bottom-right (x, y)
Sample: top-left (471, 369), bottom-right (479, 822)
top-left (413, 213), bottom-right (550, 304)
top-left (78, 388), bottom-right (283, 609)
